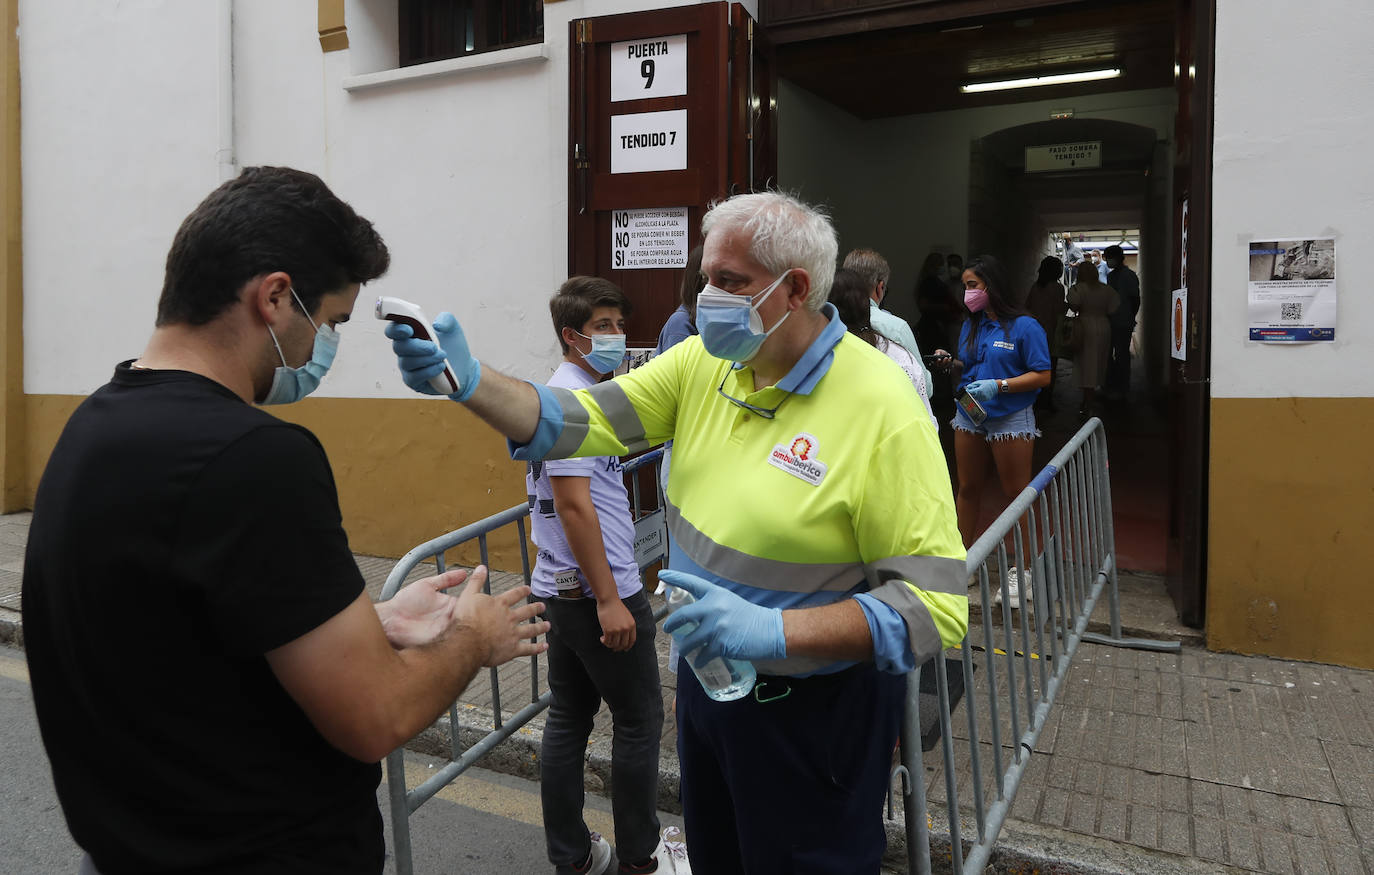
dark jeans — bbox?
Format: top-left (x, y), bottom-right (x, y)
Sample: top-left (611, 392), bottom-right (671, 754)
top-left (676, 663), bottom-right (906, 874)
top-left (540, 590), bottom-right (663, 872)
top-left (1106, 322), bottom-right (1134, 396)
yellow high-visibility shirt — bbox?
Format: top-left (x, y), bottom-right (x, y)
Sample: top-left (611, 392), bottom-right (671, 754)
top-left (512, 305), bottom-right (967, 676)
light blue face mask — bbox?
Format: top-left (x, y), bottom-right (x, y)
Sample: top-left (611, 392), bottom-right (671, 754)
top-left (573, 330), bottom-right (627, 375)
top-left (261, 288), bottom-right (340, 405)
top-left (695, 269), bottom-right (794, 362)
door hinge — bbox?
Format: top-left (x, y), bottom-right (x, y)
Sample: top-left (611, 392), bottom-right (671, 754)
top-left (576, 19), bottom-right (592, 45)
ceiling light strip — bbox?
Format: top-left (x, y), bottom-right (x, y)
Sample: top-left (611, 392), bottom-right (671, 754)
top-left (961, 67), bottom-right (1122, 94)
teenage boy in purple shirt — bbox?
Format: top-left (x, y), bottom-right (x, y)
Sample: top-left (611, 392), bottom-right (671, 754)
top-left (529, 277), bottom-right (683, 875)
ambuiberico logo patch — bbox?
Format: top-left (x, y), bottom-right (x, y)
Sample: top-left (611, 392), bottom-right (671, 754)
top-left (768, 432), bottom-right (828, 486)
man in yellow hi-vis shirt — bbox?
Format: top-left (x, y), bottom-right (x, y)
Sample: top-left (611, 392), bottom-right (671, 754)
top-left (388, 192), bottom-right (967, 875)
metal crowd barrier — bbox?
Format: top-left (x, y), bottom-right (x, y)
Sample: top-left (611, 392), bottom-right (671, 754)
top-left (378, 448), bottom-right (667, 875)
top-left (892, 417), bottom-right (1181, 874)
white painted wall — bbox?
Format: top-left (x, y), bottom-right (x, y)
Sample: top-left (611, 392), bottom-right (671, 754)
top-left (778, 82), bottom-right (1175, 325)
top-left (21, 0), bottom-right (226, 396)
top-left (1209, 0), bottom-right (1374, 399)
top-left (19, 0), bottom-right (727, 398)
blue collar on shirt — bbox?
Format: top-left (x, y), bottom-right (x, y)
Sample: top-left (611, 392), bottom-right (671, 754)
top-left (731, 302), bottom-right (845, 395)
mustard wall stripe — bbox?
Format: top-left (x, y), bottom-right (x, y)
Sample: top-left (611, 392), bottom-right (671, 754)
top-left (1207, 397), bottom-right (1374, 670)
top-left (0, 0), bottom-right (23, 512)
top-left (318, 0), bottom-right (349, 53)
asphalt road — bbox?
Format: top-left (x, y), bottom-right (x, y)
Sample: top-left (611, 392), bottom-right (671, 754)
top-left (0, 646), bottom-right (684, 875)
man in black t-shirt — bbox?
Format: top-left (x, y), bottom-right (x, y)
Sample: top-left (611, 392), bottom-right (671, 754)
top-left (21, 167), bottom-right (551, 875)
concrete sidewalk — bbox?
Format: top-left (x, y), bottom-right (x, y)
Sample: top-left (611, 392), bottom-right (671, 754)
top-left (4, 510), bottom-right (1373, 874)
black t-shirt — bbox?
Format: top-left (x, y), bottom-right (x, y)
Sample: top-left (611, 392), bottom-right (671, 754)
top-left (22, 363), bottom-right (383, 874)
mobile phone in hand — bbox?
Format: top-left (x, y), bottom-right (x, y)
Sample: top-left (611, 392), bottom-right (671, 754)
top-left (956, 389), bottom-right (988, 425)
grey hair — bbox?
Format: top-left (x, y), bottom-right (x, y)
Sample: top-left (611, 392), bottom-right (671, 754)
top-left (841, 248), bottom-right (890, 292)
top-left (701, 191), bottom-right (838, 310)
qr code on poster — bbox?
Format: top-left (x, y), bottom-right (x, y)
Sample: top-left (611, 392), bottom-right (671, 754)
top-left (1280, 302), bottom-right (1303, 321)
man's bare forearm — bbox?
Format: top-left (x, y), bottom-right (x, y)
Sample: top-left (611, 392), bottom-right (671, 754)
top-left (781, 599), bottom-right (874, 662)
top-left (380, 628), bottom-right (488, 749)
top-left (462, 367), bottom-right (543, 444)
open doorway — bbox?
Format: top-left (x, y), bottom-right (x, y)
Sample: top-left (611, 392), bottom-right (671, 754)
top-left (966, 115), bottom-right (1171, 574)
top-left (765, 0), bottom-right (1182, 582)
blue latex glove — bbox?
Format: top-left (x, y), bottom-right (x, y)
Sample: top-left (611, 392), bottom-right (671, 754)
top-left (659, 569), bottom-right (786, 664)
top-left (965, 379), bottom-right (998, 402)
top-left (384, 311), bottom-right (482, 402)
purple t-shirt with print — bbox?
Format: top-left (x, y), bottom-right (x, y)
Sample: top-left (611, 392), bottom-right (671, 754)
top-left (526, 362), bottom-right (643, 599)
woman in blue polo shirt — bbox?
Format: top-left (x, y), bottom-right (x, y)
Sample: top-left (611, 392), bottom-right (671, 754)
top-left (934, 255), bottom-right (1051, 606)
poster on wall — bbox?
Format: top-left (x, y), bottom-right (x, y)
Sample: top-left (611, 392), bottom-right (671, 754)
top-left (611, 206), bottom-right (689, 269)
top-left (1247, 238), bottom-right (1337, 342)
top-left (1171, 288), bottom-right (1188, 361)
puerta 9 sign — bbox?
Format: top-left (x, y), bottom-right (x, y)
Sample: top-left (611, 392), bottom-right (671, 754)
top-left (611, 34), bottom-right (687, 102)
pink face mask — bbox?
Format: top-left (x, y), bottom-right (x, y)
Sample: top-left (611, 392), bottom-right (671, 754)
top-left (964, 288), bottom-right (989, 313)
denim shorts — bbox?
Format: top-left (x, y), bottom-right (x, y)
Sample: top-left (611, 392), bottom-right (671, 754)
top-left (951, 404), bottom-right (1041, 441)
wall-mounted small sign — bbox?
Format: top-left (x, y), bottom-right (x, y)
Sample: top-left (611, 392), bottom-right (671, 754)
top-left (1025, 141), bottom-right (1101, 172)
top-left (610, 109), bottom-right (687, 174)
top-left (611, 206), bottom-right (690, 269)
top-left (611, 34), bottom-right (687, 102)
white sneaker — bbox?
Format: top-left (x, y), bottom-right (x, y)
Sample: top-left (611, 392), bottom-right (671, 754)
top-left (576, 832), bottom-right (614, 875)
top-left (994, 567), bottom-right (1032, 607)
top-left (620, 826), bottom-right (691, 874)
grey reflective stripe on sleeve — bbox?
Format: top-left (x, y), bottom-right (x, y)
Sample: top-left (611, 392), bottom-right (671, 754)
top-left (869, 554), bottom-right (966, 596)
top-left (586, 380), bottom-right (651, 454)
top-left (868, 579), bottom-right (945, 663)
top-left (666, 500), bottom-right (864, 594)
top-left (548, 387), bottom-right (591, 458)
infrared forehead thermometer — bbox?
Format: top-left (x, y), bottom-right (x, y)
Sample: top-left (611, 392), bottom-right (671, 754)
top-left (374, 296), bottom-right (460, 396)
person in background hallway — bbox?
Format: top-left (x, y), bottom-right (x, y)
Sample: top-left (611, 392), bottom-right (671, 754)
top-left (387, 191), bottom-right (968, 875)
top-left (1092, 249), bottom-right (1110, 283)
top-left (21, 166), bottom-right (549, 875)
top-left (1061, 233), bottom-right (1083, 285)
top-left (916, 252), bottom-right (960, 411)
top-left (945, 253), bottom-right (965, 298)
top-left (532, 277), bottom-right (679, 875)
top-left (1025, 256), bottom-right (1067, 412)
top-left (830, 267), bottom-right (938, 429)
top-left (1103, 245), bottom-right (1140, 401)
top-left (842, 247), bottom-right (932, 399)
top-left (1066, 259), bottom-right (1119, 416)
top-left (932, 255), bottom-right (1051, 607)
top-left (656, 245), bottom-right (704, 355)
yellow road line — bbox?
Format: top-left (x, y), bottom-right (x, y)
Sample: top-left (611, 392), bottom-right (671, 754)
top-left (952, 643), bottom-right (1043, 661)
